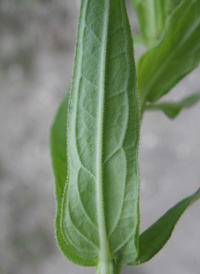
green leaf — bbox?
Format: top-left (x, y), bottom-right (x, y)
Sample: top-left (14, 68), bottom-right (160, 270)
top-left (129, 0), bottom-right (182, 48)
top-left (52, 0), bottom-right (140, 270)
top-left (145, 92), bottom-right (200, 119)
top-left (129, 187), bottom-right (200, 265)
top-left (138, 0), bottom-right (200, 108)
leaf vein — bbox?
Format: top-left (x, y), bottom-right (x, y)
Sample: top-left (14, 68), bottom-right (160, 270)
top-left (76, 170), bottom-right (98, 229)
top-left (67, 205), bottom-right (99, 250)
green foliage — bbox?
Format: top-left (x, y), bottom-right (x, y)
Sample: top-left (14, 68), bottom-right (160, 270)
top-left (50, 0), bottom-right (200, 273)
top-left (146, 92), bottom-right (200, 119)
top-left (129, 0), bottom-right (182, 47)
top-left (138, 0), bottom-right (200, 108)
top-left (129, 187), bottom-right (200, 265)
top-left (129, 0), bottom-right (166, 47)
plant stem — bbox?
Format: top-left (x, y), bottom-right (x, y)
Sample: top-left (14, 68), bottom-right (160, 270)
top-left (96, 260), bottom-right (122, 274)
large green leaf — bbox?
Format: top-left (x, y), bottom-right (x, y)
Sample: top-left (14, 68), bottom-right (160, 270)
top-left (145, 92), bottom-right (200, 119)
top-left (138, 0), bottom-right (200, 108)
top-left (129, 187), bottom-right (200, 265)
top-left (52, 0), bottom-right (140, 270)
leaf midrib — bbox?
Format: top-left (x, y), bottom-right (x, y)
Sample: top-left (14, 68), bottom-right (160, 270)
top-left (96, 0), bottom-right (111, 262)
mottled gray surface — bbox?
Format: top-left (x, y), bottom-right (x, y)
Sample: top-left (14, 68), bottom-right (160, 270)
top-left (0, 1), bottom-right (200, 274)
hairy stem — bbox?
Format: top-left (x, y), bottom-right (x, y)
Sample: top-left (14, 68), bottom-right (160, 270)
top-left (96, 261), bottom-right (122, 274)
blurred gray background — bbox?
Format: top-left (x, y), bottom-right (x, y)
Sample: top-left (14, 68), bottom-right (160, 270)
top-left (0, 1), bottom-right (200, 274)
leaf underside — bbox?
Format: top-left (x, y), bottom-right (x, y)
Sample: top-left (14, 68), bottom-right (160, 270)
top-left (52, 0), bottom-right (140, 267)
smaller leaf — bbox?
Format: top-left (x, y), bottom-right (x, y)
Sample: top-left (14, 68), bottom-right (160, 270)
top-left (145, 92), bottom-right (200, 119)
top-left (129, 187), bottom-right (200, 265)
top-left (129, 0), bottom-right (166, 48)
top-left (129, 0), bottom-right (182, 48)
top-left (138, 0), bottom-right (200, 107)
